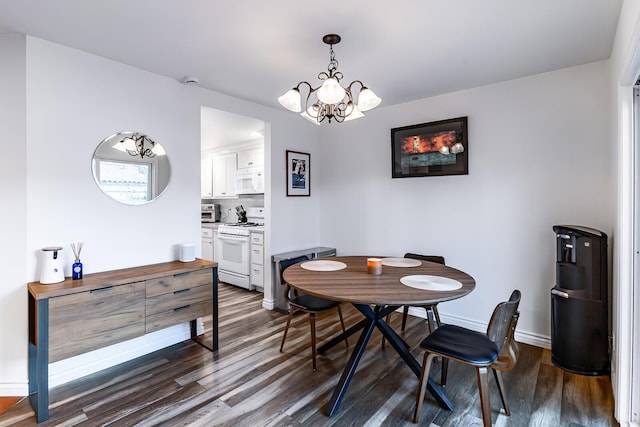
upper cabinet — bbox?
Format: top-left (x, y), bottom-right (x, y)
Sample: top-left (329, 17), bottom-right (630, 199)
top-left (201, 158), bottom-right (214, 198)
top-left (237, 148), bottom-right (264, 171)
top-left (212, 153), bottom-right (237, 198)
top-left (202, 146), bottom-right (264, 199)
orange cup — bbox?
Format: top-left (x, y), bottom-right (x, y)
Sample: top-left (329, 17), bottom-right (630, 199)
top-left (367, 258), bottom-right (382, 275)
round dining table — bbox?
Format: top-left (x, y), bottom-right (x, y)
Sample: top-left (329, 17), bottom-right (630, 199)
top-left (283, 255), bottom-right (476, 416)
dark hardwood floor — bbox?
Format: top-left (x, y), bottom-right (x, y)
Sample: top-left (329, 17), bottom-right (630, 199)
top-left (1, 283), bottom-right (618, 426)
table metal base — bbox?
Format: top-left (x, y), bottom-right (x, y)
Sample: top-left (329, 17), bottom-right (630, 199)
top-left (319, 304), bottom-right (454, 416)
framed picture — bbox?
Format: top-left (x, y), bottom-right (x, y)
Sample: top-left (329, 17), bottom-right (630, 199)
top-left (391, 116), bottom-right (468, 178)
top-left (286, 150), bottom-right (310, 196)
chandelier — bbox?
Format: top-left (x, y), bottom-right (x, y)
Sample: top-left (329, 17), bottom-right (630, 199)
top-left (112, 132), bottom-right (166, 159)
top-left (278, 34), bottom-right (381, 124)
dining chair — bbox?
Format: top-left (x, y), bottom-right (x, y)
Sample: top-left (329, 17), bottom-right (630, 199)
top-left (400, 253), bottom-right (446, 332)
top-left (413, 290), bottom-right (521, 426)
top-left (279, 256), bottom-right (348, 371)
top-left (383, 254), bottom-right (445, 347)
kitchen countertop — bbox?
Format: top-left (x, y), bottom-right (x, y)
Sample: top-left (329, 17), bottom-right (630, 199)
top-left (201, 222), bottom-right (264, 233)
top-left (201, 222), bottom-right (223, 229)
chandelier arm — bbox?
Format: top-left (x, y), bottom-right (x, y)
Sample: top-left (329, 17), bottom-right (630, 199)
top-left (346, 80), bottom-right (366, 92)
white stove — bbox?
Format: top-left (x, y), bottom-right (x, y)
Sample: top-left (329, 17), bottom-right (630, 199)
top-left (218, 222), bottom-right (264, 236)
top-left (217, 207), bottom-right (264, 289)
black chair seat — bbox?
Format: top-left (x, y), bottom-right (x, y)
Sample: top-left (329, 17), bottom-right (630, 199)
top-left (420, 324), bottom-right (499, 365)
top-left (290, 294), bottom-right (340, 312)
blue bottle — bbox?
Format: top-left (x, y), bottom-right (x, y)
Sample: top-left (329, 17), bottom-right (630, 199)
top-left (72, 260), bottom-right (83, 280)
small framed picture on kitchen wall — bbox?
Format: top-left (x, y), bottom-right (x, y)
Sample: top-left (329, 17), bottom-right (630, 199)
top-left (286, 150), bottom-right (310, 196)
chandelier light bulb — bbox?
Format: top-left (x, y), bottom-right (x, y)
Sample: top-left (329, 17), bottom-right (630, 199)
top-left (317, 78), bottom-right (346, 104)
top-left (122, 137), bottom-right (136, 152)
top-left (278, 88), bottom-right (302, 112)
top-left (344, 103), bottom-right (364, 121)
top-left (357, 87), bottom-right (382, 112)
top-left (300, 107), bottom-right (321, 125)
top-left (151, 143), bottom-right (166, 156)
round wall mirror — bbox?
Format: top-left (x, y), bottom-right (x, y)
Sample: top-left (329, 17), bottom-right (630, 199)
top-left (92, 132), bottom-right (171, 205)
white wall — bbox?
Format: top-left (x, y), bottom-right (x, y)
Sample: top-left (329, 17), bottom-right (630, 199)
top-left (0, 36), bottom-right (321, 394)
top-left (318, 61), bottom-right (612, 347)
top-left (0, 34), bottom-right (27, 396)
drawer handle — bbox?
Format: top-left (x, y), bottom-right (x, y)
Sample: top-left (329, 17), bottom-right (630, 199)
top-left (174, 288), bottom-right (191, 294)
top-left (174, 305), bottom-right (191, 312)
top-left (174, 272), bottom-right (191, 278)
top-left (90, 287), bottom-right (113, 294)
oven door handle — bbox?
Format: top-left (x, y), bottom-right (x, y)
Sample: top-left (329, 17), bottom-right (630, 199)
top-left (217, 234), bottom-right (248, 242)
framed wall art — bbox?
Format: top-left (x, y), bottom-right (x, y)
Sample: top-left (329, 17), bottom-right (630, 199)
top-left (286, 150), bottom-right (310, 196)
top-left (391, 116), bottom-right (468, 178)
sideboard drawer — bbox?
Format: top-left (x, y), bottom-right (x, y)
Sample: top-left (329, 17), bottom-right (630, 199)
top-left (146, 284), bottom-right (213, 316)
top-left (145, 300), bottom-right (212, 333)
top-left (49, 281), bottom-right (146, 363)
top-left (146, 269), bottom-right (212, 297)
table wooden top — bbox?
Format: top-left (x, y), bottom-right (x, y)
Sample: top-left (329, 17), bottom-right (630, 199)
top-left (28, 259), bottom-right (216, 300)
top-left (282, 256), bottom-right (475, 306)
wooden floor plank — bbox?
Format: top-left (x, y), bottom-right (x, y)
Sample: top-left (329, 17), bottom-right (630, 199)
top-left (0, 283), bottom-right (619, 427)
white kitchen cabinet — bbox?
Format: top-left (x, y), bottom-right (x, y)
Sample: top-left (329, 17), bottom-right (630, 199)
top-left (250, 231), bottom-right (264, 291)
top-left (237, 147), bottom-right (264, 170)
top-left (213, 153), bottom-right (237, 198)
top-left (201, 158), bottom-right (213, 198)
top-left (201, 228), bottom-right (214, 261)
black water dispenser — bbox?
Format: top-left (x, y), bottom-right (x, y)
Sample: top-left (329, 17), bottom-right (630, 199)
top-left (551, 225), bottom-right (609, 375)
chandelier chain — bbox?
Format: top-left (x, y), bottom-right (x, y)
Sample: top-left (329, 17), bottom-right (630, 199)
top-left (318, 45), bottom-right (343, 82)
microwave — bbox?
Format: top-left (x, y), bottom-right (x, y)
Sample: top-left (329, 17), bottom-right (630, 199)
top-left (201, 204), bottom-right (220, 222)
top-left (235, 169), bottom-right (264, 195)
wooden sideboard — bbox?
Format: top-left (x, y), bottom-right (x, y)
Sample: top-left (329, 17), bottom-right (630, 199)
top-left (27, 259), bottom-right (218, 423)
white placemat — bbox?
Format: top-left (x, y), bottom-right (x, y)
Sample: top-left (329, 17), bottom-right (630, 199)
top-left (300, 260), bottom-right (347, 271)
top-left (400, 275), bottom-right (463, 291)
top-left (381, 257), bottom-right (421, 267)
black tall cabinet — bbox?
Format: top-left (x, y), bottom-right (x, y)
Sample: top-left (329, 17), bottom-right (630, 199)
top-left (551, 225), bottom-right (609, 375)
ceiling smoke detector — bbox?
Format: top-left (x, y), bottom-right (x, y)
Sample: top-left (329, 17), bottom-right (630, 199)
top-left (182, 76), bottom-right (200, 86)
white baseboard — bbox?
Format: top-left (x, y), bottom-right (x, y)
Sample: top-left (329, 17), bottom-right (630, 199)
top-left (405, 306), bottom-right (551, 350)
top-left (0, 382), bottom-right (28, 397)
top-left (262, 298), bottom-right (275, 310)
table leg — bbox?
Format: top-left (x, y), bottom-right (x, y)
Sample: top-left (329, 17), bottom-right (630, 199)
top-left (325, 312), bottom-right (377, 416)
top-left (317, 318), bottom-right (367, 354)
top-left (324, 303), bottom-right (454, 416)
top-left (28, 294), bottom-right (49, 422)
top-left (374, 307), bottom-right (454, 411)
top-left (190, 267), bottom-right (219, 352)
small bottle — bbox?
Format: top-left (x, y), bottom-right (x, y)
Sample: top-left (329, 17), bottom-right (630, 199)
top-left (72, 259), bottom-right (83, 280)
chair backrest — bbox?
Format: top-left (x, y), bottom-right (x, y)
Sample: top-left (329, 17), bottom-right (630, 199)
top-left (404, 253), bottom-right (446, 265)
top-left (494, 309), bottom-right (521, 371)
top-left (278, 255), bottom-right (310, 285)
top-left (486, 290), bottom-right (521, 350)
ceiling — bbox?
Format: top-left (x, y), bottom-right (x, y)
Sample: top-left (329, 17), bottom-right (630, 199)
top-left (0, 1), bottom-right (622, 116)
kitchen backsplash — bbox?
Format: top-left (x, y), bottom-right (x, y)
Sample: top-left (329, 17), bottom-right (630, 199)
top-left (202, 194), bottom-right (264, 223)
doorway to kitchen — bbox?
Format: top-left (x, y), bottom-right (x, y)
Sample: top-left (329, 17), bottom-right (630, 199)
top-left (199, 107), bottom-right (269, 297)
